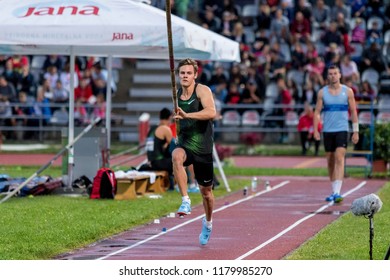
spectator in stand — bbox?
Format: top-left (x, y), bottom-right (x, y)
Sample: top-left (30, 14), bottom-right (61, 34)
top-left (340, 54), bottom-right (360, 84)
top-left (91, 93), bottom-right (106, 120)
top-left (305, 56), bottom-right (326, 86)
top-left (360, 42), bottom-right (388, 73)
top-left (324, 42), bottom-right (342, 66)
top-left (174, 0), bottom-right (190, 19)
top-left (351, 17), bottom-right (366, 44)
top-left (266, 0), bottom-right (280, 15)
top-left (290, 11), bottom-right (311, 44)
top-left (280, 0), bottom-right (295, 22)
top-left (264, 48), bottom-right (287, 82)
top-left (294, 0), bottom-right (312, 21)
top-left (208, 63), bottom-right (228, 88)
top-left (366, 0), bottom-right (385, 19)
top-left (3, 58), bottom-right (20, 90)
top-left (322, 21), bottom-right (343, 48)
top-left (350, 0), bottom-right (367, 19)
top-left (220, 11), bottom-right (235, 37)
top-left (17, 63), bottom-right (37, 101)
top-left (201, 9), bottom-right (221, 33)
top-left (240, 79), bottom-right (263, 115)
top-left (256, 2), bottom-right (272, 30)
top-left (219, 0), bottom-right (240, 20)
top-left (43, 65), bottom-right (60, 89)
top-left (228, 63), bottom-right (246, 89)
top-left (210, 79), bottom-right (228, 104)
top-left (75, 76), bottom-right (94, 104)
top-left (297, 103), bottom-right (321, 156)
top-left (11, 91), bottom-right (34, 139)
top-left (224, 82), bottom-right (242, 105)
top-left (52, 79), bottom-right (69, 109)
top-left (10, 55), bottom-right (29, 73)
top-left (90, 61), bottom-right (116, 95)
top-left (312, 0), bottom-right (330, 30)
top-left (230, 21), bottom-right (246, 44)
top-left (330, 0), bottom-right (350, 22)
top-left (287, 78), bottom-right (302, 108)
top-left (366, 20), bottom-right (383, 47)
top-left (306, 41), bottom-right (319, 61)
top-left (302, 79), bottom-right (318, 106)
top-left (357, 80), bottom-right (376, 102)
top-left (275, 75), bottom-right (293, 143)
top-left (0, 75), bottom-right (17, 103)
top-left (291, 41), bottom-right (307, 70)
top-left (335, 12), bottom-right (353, 53)
top-left (60, 62), bottom-right (79, 94)
top-left (42, 55), bottom-right (63, 73)
top-left (37, 78), bottom-right (54, 101)
top-left (270, 8), bottom-right (290, 44)
top-left (32, 89), bottom-right (52, 127)
top-left (246, 66), bottom-right (266, 97)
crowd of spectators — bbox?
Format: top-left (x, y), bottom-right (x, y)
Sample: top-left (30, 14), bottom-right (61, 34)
top-left (0, 54), bottom-right (114, 140)
top-left (159, 0), bottom-right (390, 141)
top-left (2, 1), bottom-right (390, 142)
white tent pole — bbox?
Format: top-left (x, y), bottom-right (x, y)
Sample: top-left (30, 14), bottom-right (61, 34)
top-left (106, 55), bottom-right (113, 165)
top-left (67, 47), bottom-right (75, 190)
top-left (212, 144), bottom-right (230, 192)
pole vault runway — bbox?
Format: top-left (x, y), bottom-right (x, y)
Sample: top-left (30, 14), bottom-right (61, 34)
top-left (58, 177), bottom-right (386, 260)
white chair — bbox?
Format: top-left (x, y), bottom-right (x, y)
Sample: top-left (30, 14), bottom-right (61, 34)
top-left (280, 42), bottom-right (291, 63)
top-left (384, 30), bottom-right (390, 44)
top-left (265, 82), bottom-right (278, 99)
top-left (285, 111), bottom-right (299, 126)
top-left (242, 110), bottom-right (260, 126)
top-left (367, 16), bottom-right (384, 31)
top-left (376, 112), bottom-right (390, 124)
top-left (287, 69), bottom-right (305, 86)
top-left (358, 111), bottom-right (374, 125)
top-left (361, 68), bottom-right (380, 86)
top-left (222, 110), bottom-right (241, 126)
top-left (350, 42), bottom-right (364, 62)
top-left (49, 109), bottom-right (69, 126)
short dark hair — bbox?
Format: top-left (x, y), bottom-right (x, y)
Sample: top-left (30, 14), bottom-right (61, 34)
top-left (177, 58), bottom-right (198, 74)
top-left (160, 107), bottom-right (172, 120)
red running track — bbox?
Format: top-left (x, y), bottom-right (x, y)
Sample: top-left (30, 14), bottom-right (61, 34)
top-left (57, 177), bottom-right (386, 260)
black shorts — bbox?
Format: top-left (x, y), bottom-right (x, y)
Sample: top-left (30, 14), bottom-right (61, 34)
top-left (323, 131), bottom-right (348, 152)
top-left (176, 147), bottom-right (214, 187)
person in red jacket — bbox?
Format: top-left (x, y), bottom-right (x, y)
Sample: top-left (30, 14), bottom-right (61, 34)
top-left (298, 103), bottom-right (322, 156)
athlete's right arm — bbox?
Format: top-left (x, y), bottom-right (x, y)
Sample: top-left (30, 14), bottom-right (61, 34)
top-left (313, 89), bottom-right (323, 141)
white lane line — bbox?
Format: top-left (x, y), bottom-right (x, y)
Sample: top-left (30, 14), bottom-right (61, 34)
top-left (97, 180), bottom-right (290, 260)
top-left (235, 181), bottom-right (367, 260)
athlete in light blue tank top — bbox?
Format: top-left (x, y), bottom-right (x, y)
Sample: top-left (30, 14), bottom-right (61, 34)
top-left (322, 85), bottom-right (349, 133)
top-left (313, 65), bottom-right (359, 205)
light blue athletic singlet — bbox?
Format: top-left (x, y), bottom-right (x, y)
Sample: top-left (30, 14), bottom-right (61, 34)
top-left (322, 85), bottom-right (349, 133)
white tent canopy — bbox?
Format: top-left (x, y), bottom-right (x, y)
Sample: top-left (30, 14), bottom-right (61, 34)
top-left (0, 0), bottom-right (240, 62)
top-left (0, 0), bottom-right (240, 185)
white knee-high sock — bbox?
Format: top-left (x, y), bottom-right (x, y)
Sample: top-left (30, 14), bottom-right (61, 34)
top-left (334, 180), bottom-right (342, 195)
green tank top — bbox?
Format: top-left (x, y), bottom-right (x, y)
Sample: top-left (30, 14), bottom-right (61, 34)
top-left (177, 83), bottom-right (214, 155)
top-left (145, 125), bottom-right (170, 161)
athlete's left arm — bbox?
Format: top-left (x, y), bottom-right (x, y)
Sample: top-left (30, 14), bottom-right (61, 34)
top-left (347, 88), bottom-right (358, 124)
top-left (348, 87), bottom-right (359, 144)
top-left (179, 84), bottom-right (216, 120)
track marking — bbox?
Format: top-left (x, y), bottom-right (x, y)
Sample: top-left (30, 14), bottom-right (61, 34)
top-left (96, 180), bottom-right (290, 260)
top-left (235, 181), bottom-right (367, 260)
top-left (294, 158), bottom-right (321, 169)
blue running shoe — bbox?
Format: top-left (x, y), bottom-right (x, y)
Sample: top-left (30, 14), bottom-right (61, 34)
top-left (188, 185), bottom-right (200, 193)
top-left (199, 218), bottom-right (212, 245)
top-left (325, 193), bottom-right (335, 202)
top-left (333, 194), bottom-right (343, 203)
top-left (177, 201), bottom-right (191, 216)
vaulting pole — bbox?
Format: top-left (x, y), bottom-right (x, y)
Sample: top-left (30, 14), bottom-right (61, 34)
top-left (165, 0), bottom-right (179, 141)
